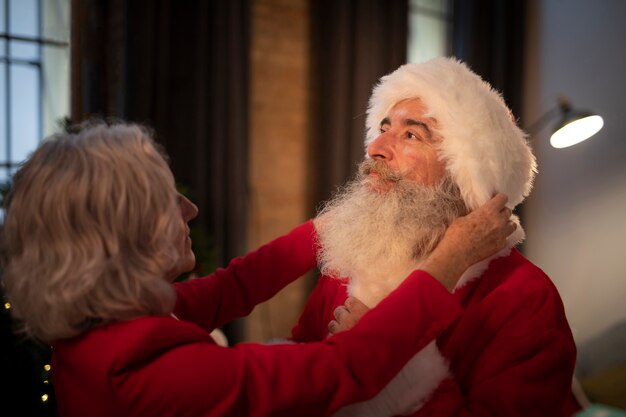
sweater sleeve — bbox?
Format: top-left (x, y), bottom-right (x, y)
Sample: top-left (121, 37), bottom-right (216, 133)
top-left (173, 221), bottom-right (318, 331)
top-left (112, 271), bottom-right (464, 417)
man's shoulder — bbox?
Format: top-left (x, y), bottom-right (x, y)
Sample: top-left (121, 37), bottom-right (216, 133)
top-left (457, 248), bottom-right (553, 301)
top-left (488, 248), bottom-right (554, 290)
top-left (477, 249), bottom-right (569, 324)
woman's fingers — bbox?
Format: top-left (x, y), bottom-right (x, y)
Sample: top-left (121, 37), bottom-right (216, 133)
top-left (486, 192), bottom-right (509, 212)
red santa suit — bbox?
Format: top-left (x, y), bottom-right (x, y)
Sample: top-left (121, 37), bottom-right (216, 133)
top-left (292, 242), bottom-right (578, 416)
top-left (51, 221), bottom-right (467, 417)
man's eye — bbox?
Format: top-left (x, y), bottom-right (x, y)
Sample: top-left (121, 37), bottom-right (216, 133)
top-left (407, 132), bottom-right (419, 140)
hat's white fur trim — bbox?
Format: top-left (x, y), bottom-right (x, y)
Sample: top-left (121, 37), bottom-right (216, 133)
top-left (333, 341), bottom-right (448, 417)
top-left (365, 57), bottom-right (537, 210)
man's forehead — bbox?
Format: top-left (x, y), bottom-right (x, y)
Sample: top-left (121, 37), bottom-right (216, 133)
top-left (381, 98), bottom-right (439, 131)
top-left (388, 98), bottom-right (435, 118)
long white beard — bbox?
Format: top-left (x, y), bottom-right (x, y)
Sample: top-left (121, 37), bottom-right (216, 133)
top-left (315, 164), bottom-right (467, 307)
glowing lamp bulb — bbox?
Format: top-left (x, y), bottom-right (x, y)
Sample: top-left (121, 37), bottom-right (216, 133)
top-left (550, 115), bottom-right (604, 149)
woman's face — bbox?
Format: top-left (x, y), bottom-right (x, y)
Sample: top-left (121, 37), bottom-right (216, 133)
top-left (166, 194), bottom-right (199, 281)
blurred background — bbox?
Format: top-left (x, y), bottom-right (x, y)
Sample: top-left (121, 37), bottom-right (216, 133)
top-left (0, 0), bottom-right (624, 415)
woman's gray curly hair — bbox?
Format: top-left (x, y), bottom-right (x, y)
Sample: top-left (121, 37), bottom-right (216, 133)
top-left (1, 122), bottom-right (181, 342)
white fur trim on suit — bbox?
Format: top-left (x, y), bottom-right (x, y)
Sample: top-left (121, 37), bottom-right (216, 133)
top-left (334, 341), bottom-right (449, 417)
top-left (365, 57), bottom-right (537, 211)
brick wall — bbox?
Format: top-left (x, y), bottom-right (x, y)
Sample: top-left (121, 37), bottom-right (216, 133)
top-left (245, 0), bottom-right (312, 342)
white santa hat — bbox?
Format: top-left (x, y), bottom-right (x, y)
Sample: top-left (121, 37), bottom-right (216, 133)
top-left (365, 57), bottom-right (537, 210)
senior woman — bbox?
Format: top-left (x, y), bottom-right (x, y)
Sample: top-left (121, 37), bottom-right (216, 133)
top-left (1, 122), bottom-right (514, 417)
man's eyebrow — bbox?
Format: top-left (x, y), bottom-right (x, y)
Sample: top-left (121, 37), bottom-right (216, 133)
top-left (404, 118), bottom-right (433, 138)
top-left (379, 117), bottom-right (434, 139)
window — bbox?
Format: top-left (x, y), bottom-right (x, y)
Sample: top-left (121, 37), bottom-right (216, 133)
top-left (407, 0), bottom-right (453, 63)
top-left (0, 0), bottom-right (69, 186)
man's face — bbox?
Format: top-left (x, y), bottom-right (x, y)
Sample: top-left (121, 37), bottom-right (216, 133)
top-left (366, 98), bottom-right (446, 189)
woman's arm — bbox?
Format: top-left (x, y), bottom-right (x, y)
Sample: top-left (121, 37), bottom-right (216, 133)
top-left (173, 221), bottom-right (318, 330)
top-left (114, 271), bottom-right (463, 417)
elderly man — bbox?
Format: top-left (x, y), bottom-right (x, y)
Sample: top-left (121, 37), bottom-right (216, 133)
top-left (291, 58), bottom-right (578, 416)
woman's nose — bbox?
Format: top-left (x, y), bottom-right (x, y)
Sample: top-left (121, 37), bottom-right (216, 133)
top-left (180, 195), bottom-right (199, 221)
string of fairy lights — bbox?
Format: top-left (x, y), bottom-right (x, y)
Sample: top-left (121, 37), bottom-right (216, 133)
top-left (3, 299), bottom-right (54, 407)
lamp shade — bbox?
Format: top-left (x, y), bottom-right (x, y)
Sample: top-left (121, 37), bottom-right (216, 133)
top-left (550, 111), bottom-right (604, 149)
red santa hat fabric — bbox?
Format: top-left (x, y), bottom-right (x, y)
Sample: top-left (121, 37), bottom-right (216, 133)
top-left (365, 57), bottom-right (537, 210)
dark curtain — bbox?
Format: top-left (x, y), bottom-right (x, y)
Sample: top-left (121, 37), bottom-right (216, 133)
top-left (72, 0), bottom-right (250, 340)
top-left (452, 0), bottom-right (528, 248)
top-left (309, 0), bottom-right (408, 209)
top-left (452, 0), bottom-right (527, 120)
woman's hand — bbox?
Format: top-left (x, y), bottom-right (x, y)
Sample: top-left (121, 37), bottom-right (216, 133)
top-left (421, 193), bottom-right (516, 292)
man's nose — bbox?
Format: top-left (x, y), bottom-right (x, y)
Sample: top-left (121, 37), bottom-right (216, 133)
top-left (367, 132), bottom-right (393, 161)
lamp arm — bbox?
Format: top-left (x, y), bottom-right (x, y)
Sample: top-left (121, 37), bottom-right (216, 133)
top-left (525, 106), bottom-right (560, 134)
